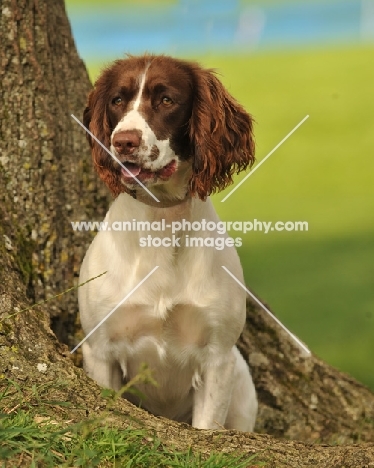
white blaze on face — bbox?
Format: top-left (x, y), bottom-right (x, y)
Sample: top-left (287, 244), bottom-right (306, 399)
top-left (110, 63), bottom-right (177, 171)
top-left (133, 72), bottom-right (147, 111)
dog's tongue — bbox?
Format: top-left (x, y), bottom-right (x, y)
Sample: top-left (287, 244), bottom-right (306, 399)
top-left (121, 163), bottom-right (141, 178)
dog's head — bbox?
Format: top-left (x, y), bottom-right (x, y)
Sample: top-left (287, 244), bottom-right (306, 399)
top-left (83, 54), bottom-right (255, 200)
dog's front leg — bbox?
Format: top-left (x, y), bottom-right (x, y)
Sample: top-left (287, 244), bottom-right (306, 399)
top-left (192, 349), bottom-right (236, 429)
top-left (82, 342), bottom-right (123, 391)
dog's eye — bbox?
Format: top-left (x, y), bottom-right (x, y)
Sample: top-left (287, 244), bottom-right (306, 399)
top-left (162, 96), bottom-right (173, 107)
top-left (112, 97), bottom-right (122, 106)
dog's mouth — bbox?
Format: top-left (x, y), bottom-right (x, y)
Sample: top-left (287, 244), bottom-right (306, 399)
top-left (120, 160), bottom-right (177, 183)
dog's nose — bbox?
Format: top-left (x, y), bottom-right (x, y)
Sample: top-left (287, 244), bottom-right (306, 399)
top-left (112, 130), bottom-right (141, 155)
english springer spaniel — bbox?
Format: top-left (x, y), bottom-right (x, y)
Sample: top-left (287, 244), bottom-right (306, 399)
top-left (79, 54), bottom-right (258, 431)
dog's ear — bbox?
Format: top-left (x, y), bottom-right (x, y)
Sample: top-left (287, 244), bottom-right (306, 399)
top-left (83, 88), bottom-right (111, 149)
top-left (83, 104), bottom-right (93, 147)
top-left (188, 68), bottom-right (255, 200)
top-left (83, 88), bottom-right (123, 196)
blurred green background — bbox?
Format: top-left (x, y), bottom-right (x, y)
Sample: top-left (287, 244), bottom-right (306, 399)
top-left (66, 0), bottom-right (374, 389)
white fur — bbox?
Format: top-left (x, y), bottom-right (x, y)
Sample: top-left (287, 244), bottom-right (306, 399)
top-left (110, 68), bottom-right (176, 172)
top-left (79, 189), bottom-right (258, 431)
top-left (111, 109), bottom-right (176, 172)
top-left (80, 63), bottom-right (257, 431)
top-left (133, 72), bottom-right (147, 111)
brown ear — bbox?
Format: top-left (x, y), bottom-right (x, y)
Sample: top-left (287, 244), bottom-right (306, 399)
top-left (188, 68), bottom-right (255, 200)
top-left (83, 89), bottom-right (123, 196)
top-left (83, 105), bottom-right (93, 147)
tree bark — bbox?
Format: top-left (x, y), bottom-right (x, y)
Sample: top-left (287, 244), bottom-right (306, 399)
top-left (0, 0), bottom-right (109, 350)
top-left (0, 1), bottom-right (373, 466)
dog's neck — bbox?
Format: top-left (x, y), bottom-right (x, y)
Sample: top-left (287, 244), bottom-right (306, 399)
top-left (124, 186), bottom-right (191, 208)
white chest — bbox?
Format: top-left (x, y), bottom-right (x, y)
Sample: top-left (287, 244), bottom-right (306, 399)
top-left (105, 302), bottom-right (211, 362)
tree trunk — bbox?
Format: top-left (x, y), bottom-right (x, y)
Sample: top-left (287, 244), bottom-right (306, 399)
top-left (0, 1), bottom-right (373, 466)
top-left (0, 0), bottom-right (109, 351)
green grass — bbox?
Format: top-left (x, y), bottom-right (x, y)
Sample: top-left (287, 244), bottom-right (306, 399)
top-left (1, 415), bottom-right (257, 467)
top-left (207, 45), bottom-right (374, 389)
top-left (0, 380), bottom-right (261, 467)
top-left (86, 45), bottom-right (374, 390)
top-left (1, 413), bottom-right (261, 467)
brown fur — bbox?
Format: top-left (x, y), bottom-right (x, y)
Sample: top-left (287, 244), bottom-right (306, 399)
top-left (83, 54), bottom-right (255, 199)
top-left (188, 67), bottom-right (255, 199)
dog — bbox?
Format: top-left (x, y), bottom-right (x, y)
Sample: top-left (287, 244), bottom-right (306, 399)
top-left (79, 54), bottom-right (258, 431)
